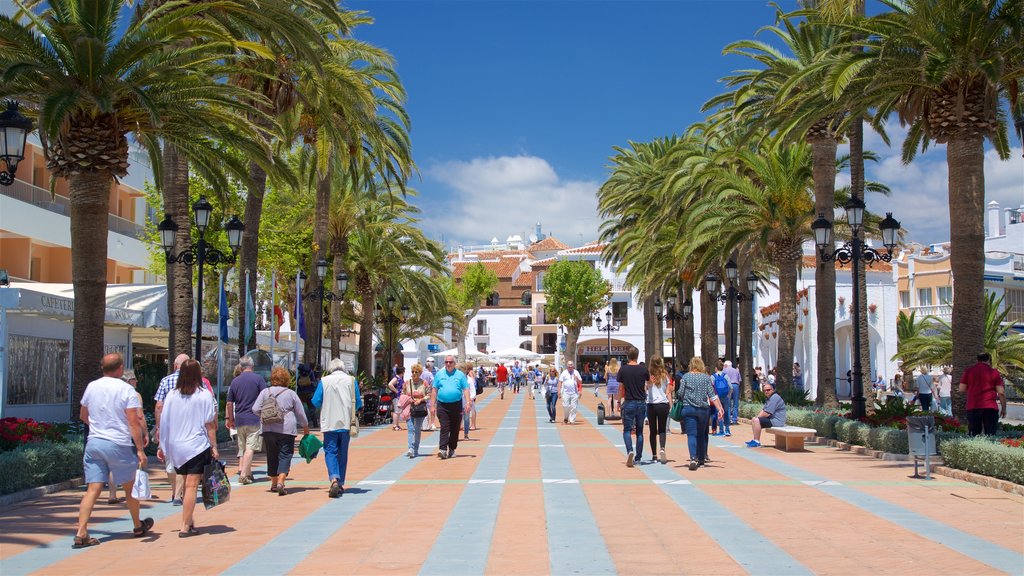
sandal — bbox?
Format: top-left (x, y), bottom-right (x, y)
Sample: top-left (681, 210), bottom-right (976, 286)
top-left (178, 526), bottom-right (199, 538)
top-left (132, 517), bottom-right (154, 538)
top-left (107, 497), bottom-right (125, 505)
top-left (72, 535), bottom-right (100, 549)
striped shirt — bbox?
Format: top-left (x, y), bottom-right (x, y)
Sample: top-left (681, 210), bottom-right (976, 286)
top-left (676, 372), bottom-right (715, 407)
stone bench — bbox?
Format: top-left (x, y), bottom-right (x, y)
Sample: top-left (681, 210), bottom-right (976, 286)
top-left (765, 426), bottom-right (817, 452)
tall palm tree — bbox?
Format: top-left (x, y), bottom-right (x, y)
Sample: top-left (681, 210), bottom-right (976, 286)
top-left (0, 0), bottom-right (271, 414)
top-left (826, 0), bottom-right (1024, 416)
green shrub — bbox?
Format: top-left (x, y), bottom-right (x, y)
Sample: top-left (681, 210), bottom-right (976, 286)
top-left (940, 437), bottom-right (1024, 485)
top-left (864, 426), bottom-right (910, 454)
top-left (0, 441), bottom-right (84, 495)
top-left (835, 419), bottom-right (871, 444)
top-left (821, 415), bottom-right (842, 439)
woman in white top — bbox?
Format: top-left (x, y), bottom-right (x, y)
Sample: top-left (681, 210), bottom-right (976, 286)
top-left (938, 366), bottom-right (953, 415)
top-left (645, 356), bottom-right (672, 464)
top-left (157, 360), bottom-right (217, 538)
top-left (462, 362), bottom-right (478, 439)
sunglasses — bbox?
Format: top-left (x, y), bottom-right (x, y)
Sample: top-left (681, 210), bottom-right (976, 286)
top-left (444, 360), bottom-right (455, 364)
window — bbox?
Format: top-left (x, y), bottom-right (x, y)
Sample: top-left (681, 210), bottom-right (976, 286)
top-left (520, 290), bottom-right (532, 305)
top-left (612, 301), bottom-right (628, 326)
top-left (936, 286), bottom-right (953, 305)
top-left (7, 335), bottom-right (70, 405)
top-left (899, 290), bottom-right (910, 309)
top-left (519, 317), bottom-right (532, 336)
top-left (476, 319), bottom-right (488, 335)
top-left (1005, 289), bottom-right (1024, 324)
top-left (536, 305), bottom-right (546, 325)
top-left (486, 292), bottom-right (500, 307)
top-left (917, 287), bottom-right (933, 307)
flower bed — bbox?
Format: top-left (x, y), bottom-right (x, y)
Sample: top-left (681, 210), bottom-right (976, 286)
top-left (0, 441), bottom-right (84, 495)
top-left (0, 417), bottom-right (66, 452)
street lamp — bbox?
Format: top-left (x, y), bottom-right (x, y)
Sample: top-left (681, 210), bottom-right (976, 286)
top-left (594, 309), bottom-right (620, 368)
top-left (655, 293), bottom-right (692, 379)
top-left (306, 257), bottom-right (348, 372)
top-left (0, 101), bottom-right (33, 186)
top-left (811, 198), bottom-right (901, 419)
top-left (376, 295), bottom-right (408, 380)
top-left (158, 197), bottom-right (244, 360)
top-left (705, 260), bottom-right (759, 365)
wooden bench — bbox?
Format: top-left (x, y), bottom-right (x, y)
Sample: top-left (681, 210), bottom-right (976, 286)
top-left (765, 427), bottom-right (817, 452)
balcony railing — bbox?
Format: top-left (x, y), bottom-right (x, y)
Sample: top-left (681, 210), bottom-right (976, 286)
top-left (1, 178), bottom-right (147, 240)
top-left (907, 304), bottom-right (953, 321)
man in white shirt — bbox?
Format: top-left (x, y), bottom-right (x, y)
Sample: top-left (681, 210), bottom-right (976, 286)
top-left (914, 368), bottom-right (935, 411)
top-left (74, 353), bottom-right (151, 548)
top-left (558, 361), bottom-right (583, 424)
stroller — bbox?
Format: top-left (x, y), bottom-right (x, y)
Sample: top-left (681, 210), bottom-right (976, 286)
top-left (377, 392), bottom-right (394, 425)
top-left (360, 392), bottom-right (380, 426)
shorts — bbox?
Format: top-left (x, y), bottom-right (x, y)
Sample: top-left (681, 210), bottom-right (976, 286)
top-left (757, 416), bottom-right (774, 429)
top-left (236, 425), bottom-right (263, 453)
top-left (175, 447), bottom-right (213, 475)
top-left (83, 437), bottom-right (138, 485)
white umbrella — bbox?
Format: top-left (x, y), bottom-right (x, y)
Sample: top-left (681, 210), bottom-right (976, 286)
top-left (432, 347), bottom-right (488, 360)
top-left (492, 346), bottom-right (542, 360)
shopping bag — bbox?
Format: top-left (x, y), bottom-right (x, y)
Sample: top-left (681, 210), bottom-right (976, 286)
top-left (298, 433), bottom-right (324, 464)
top-left (201, 460), bottom-right (231, 510)
top-left (131, 468), bottom-right (151, 500)
top-left (669, 400), bottom-right (684, 423)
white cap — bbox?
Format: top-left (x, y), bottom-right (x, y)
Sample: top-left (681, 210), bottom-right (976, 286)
top-left (767, 375), bottom-right (776, 385)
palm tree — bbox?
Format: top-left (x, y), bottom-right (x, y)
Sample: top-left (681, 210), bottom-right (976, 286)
top-left (0, 0), bottom-right (272, 415)
top-left (825, 0), bottom-right (1024, 416)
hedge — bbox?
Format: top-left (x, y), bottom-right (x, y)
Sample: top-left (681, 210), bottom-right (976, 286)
top-left (0, 441), bottom-right (84, 495)
top-left (940, 437), bottom-right (1024, 485)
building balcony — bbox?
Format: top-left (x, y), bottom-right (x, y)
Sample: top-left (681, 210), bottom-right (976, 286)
top-left (0, 178), bottom-right (146, 240)
top-left (906, 304), bottom-right (952, 321)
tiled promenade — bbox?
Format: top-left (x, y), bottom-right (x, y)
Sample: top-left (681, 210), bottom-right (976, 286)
top-left (1, 388), bottom-right (1022, 575)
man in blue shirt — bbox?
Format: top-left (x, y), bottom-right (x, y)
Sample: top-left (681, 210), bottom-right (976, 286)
top-left (432, 355), bottom-right (470, 459)
top-left (511, 361), bottom-right (523, 394)
top-left (746, 381), bottom-right (786, 448)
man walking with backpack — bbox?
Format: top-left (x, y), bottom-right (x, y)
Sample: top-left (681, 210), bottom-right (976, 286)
top-left (713, 362), bottom-right (732, 436)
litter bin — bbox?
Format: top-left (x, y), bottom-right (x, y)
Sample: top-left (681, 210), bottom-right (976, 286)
top-left (907, 416), bottom-right (937, 479)
top-left (597, 402), bottom-right (605, 425)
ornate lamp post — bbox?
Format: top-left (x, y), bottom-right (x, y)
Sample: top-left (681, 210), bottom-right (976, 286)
top-left (594, 309), bottom-right (620, 367)
top-left (0, 101), bottom-right (33, 186)
top-left (376, 296), bottom-right (409, 380)
top-left (158, 197), bottom-right (244, 360)
top-left (812, 198), bottom-right (901, 419)
top-left (705, 261), bottom-right (759, 365)
top-left (307, 257), bottom-right (348, 372)
top-left (655, 294), bottom-right (692, 374)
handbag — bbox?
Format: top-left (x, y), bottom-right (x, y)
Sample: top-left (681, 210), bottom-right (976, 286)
top-left (670, 400), bottom-right (684, 423)
top-left (349, 380), bottom-right (360, 438)
top-left (131, 467), bottom-right (151, 500)
top-left (200, 459), bottom-right (231, 509)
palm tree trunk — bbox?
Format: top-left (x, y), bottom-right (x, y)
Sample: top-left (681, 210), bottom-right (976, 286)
top-left (700, 288), bottom-right (718, 370)
top-left (775, 254), bottom-right (799, 389)
top-left (162, 144), bottom-right (193, 366)
top-left (682, 283), bottom-right (695, 361)
top-left (357, 288), bottom-right (376, 381)
top-left (70, 171), bottom-right (113, 418)
top-left (303, 167), bottom-right (332, 368)
top-left (947, 135), bottom-right (986, 419)
top-left (330, 252), bottom-right (343, 359)
top-left (643, 294), bottom-right (660, 363)
top-left (738, 257), bottom-right (755, 401)
top-left (810, 136), bottom-right (839, 407)
top-left (237, 160), bottom-right (267, 358)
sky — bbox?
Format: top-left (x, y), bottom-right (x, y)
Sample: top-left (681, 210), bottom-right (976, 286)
top-left (345, 0), bottom-right (1023, 249)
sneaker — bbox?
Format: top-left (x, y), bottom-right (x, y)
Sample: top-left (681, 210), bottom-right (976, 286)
top-left (407, 449), bottom-right (414, 458)
top-left (447, 450), bottom-right (456, 459)
top-left (437, 451), bottom-right (448, 460)
top-left (725, 431), bottom-right (732, 437)
top-left (659, 449), bottom-right (667, 464)
top-left (688, 459), bottom-right (699, 471)
top-left (626, 452), bottom-right (635, 468)
top-left (745, 440), bottom-right (761, 448)
top-left (171, 498), bottom-right (183, 506)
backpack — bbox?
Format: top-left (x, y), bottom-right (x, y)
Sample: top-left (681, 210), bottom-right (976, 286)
top-left (713, 373), bottom-right (730, 397)
top-left (259, 389), bottom-right (287, 425)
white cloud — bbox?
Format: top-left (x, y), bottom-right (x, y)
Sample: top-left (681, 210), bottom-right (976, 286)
top-left (837, 121), bottom-right (1024, 245)
top-left (419, 155), bottom-right (601, 248)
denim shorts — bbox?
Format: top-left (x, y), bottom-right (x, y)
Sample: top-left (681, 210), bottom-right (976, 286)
top-left (83, 437), bottom-right (138, 485)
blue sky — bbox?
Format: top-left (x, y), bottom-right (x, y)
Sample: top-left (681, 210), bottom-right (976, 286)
top-left (347, 0), bottom-right (1022, 249)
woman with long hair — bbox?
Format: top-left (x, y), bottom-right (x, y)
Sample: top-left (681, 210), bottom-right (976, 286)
top-left (157, 359), bottom-right (217, 537)
top-left (646, 356), bottom-right (672, 464)
top-left (544, 367), bottom-right (560, 423)
top-left (676, 357), bottom-right (724, 471)
top-left (403, 364), bottom-right (430, 458)
top-left (604, 358), bottom-right (621, 416)
top-left (252, 367), bottom-right (309, 496)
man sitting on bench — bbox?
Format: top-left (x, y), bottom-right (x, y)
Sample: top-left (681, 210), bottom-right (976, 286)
top-left (746, 378), bottom-right (786, 448)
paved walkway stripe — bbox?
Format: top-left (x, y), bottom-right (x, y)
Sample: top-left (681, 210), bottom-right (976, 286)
top-left (536, 397), bottom-right (616, 574)
top-left (419, 392), bottom-right (524, 575)
top-left (714, 436), bottom-right (1024, 575)
top-left (222, 392), bottom-right (501, 576)
top-left (576, 402), bottom-right (813, 576)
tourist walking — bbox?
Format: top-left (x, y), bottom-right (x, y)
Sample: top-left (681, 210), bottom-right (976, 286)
top-left (312, 358), bottom-right (361, 497)
top-left (604, 358), bottom-right (621, 416)
top-left (959, 352), bottom-right (1007, 436)
top-left (74, 353), bottom-right (151, 548)
top-left (677, 357), bottom-right (724, 470)
top-left (914, 368), bottom-right (935, 411)
top-left (462, 362), bottom-right (477, 439)
top-left (793, 362), bottom-right (804, 392)
top-left (154, 353), bottom-right (189, 505)
top-left (746, 379), bottom-right (786, 448)
top-left (559, 361), bottom-right (583, 424)
top-left (433, 355), bottom-right (469, 459)
top-left (253, 367), bottom-right (309, 495)
top-left (618, 348), bottom-right (648, 467)
top-left (422, 361), bottom-right (436, 430)
top-left (108, 370), bottom-right (145, 505)
top-left (387, 366), bottom-right (406, 431)
top-left (545, 367), bottom-right (560, 422)
top-left (512, 361), bottom-right (523, 394)
top-left (723, 360), bottom-right (741, 425)
top-left (401, 363), bottom-right (430, 458)
top-left (225, 355), bottom-right (267, 485)
top-left (157, 359), bottom-right (218, 537)
top-left (496, 362), bottom-right (509, 399)
top-left (937, 366), bottom-right (953, 415)
top-left (646, 355), bottom-right (671, 464)
top-left (712, 363), bottom-right (732, 436)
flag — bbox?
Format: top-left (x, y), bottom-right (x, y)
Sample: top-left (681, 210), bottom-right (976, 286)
top-left (274, 304), bottom-right (284, 342)
top-left (218, 273), bottom-right (229, 343)
top-left (244, 271), bottom-right (255, 346)
top-left (295, 271), bottom-right (306, 340)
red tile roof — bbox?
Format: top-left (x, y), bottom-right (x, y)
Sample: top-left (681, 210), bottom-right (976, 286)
top-left (528, 236), bottom-right (568, 252)
top-left (558, 242), bottom-right (607, 256)
top-left (513, 271), bottom-right (534, 288)
top-left (531, 257), bottom-right (556, 268)
top-left (452, 256), bottom-right (524, 279)
top-left (760, 288), bottom-right (810, 316)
